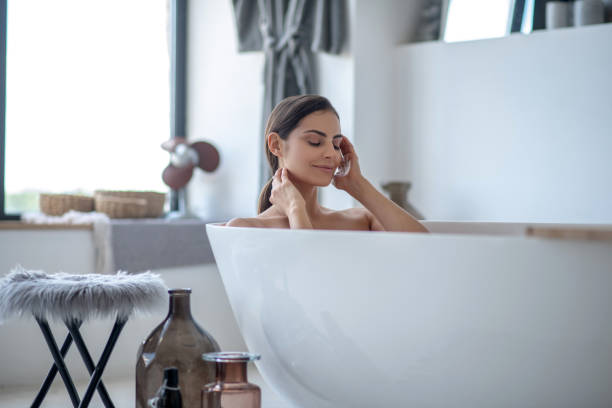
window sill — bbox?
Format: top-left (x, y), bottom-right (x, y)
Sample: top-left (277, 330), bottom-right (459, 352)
top-left (0, 221), bottom-right (92, 230)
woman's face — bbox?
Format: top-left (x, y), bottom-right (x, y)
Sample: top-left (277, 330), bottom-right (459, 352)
top-left (277, 110), bottom-right (343, 186)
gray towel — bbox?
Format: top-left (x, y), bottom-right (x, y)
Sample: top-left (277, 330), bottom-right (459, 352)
top-left (110, 218), bottom-right (216, 273)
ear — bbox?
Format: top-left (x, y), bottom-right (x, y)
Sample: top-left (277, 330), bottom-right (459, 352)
top-left (267, 132), bottom-right (283, 157)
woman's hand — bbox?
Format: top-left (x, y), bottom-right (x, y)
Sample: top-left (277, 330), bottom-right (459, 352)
top-left (332, 136), bottom-right (365, 195)
top-left (270, 168), bottom-right (306, 215)
top-left (270, 168), bottom-right (313, 229)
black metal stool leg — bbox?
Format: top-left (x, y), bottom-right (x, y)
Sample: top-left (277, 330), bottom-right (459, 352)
top-left (35, 317), bottom-right (81, 408)
top-left (65, 319), bottom-right (115, 408)
top-left (78, 317), bottom-right (127, 408)
top-left (31, 321), bottom-right (81, 408)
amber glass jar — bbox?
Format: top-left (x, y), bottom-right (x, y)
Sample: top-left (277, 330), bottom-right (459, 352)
top-left (201, 352), bottom-right (261, 408)
top-left (136, 289), bottom-right (220, 408)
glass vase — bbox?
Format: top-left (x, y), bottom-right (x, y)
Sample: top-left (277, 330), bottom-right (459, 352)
top-left (201, 352), bottom-right (261, 408)
top-left (136, 288), bottom-right (220, 408)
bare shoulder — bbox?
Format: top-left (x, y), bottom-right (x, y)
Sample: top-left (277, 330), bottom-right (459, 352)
top-left (225, 217), bottom-right (258, 228)
top-left (225, 215), bottom-right (288, 229)
top-left (317, 207), bottom-right (372, 230)
top-left (332, 207), bottom-right (371, 219)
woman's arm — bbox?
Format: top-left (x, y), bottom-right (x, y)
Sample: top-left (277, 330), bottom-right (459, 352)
top-left (352, 177), bottom-right (427, 232)
top-left (333, 137), bottom-right (427, 233)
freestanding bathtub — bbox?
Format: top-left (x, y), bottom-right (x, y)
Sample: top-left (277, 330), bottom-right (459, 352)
top-left (206, 221), bottom-right (612, 408)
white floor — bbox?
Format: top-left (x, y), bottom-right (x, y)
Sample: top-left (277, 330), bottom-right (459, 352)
top-left (0, 367), bottom-right (288, 408)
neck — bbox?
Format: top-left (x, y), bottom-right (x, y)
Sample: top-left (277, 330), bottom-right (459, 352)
top-left (290, 177), bottom-right (321, 218)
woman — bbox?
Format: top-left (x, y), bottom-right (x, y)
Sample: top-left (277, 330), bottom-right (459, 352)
top-left (227, 95), bottom-right (427, 232)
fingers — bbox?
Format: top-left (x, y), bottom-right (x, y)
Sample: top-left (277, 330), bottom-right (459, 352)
top-left (273, 168), bottom-right (292, 188)
top-left (272, 168), bottom-right (281, 185)
top-left (340, 136), bottom-right (356, 155)
top-left (280, 167), bottom-right (294, 183)
top-left (273, 167), bottom-right (296, 186)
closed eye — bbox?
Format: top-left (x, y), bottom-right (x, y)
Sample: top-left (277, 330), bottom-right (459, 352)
top-left (308, 141), bottom-right (341, 150)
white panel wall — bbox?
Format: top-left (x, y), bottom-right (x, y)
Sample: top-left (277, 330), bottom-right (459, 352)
top-left (187, 0), bottom-right (264, 219)
top-left (394, 24), bottom-right (612, 223)
top-left (352, 0), bottom-right (424, 195)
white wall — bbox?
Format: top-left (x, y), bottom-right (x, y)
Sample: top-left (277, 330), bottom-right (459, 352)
top-left (187, 0), bottom-right (264, 220)
top-left (352, 0), bottom-right (424, 191)
top-left (394, 23), bottom-right (612, 223)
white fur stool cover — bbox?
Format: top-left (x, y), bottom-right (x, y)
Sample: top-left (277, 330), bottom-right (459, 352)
top-left (0, 266), bottom-right (168, 323)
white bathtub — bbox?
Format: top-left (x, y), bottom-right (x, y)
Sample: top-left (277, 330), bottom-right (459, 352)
top-left (206, 221), bottom-right (612, 408)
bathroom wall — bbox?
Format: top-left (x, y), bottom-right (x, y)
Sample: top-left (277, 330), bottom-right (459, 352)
top-left (186, 0), bottom-right (263, 220)
top-left (394, 23), bottom-right (612, 223)
top-left (351, 0), bottom-right (424, 197)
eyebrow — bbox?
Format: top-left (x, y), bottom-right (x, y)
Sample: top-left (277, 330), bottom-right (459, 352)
top-left (303, 129), bottom-right (344, 139)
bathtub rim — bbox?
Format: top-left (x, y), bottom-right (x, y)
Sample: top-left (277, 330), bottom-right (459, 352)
top-left (206, 220), bottom-right (612, 241)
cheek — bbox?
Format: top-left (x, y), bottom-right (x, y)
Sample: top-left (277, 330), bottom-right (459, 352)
top-left (286, 148), bottom-right (312, 165)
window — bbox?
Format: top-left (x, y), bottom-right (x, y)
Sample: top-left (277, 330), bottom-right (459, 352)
top-left (1, 0), bottom-right (171, 217)
top-left (443, 0), bottom-right (539, 43)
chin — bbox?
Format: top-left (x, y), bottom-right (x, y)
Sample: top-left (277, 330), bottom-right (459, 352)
top-left (311, 173), bottom-right (335, 187)
top-left (300, 177), bottom-right (331, 187)
top-left (292, 169), bottom-right (334, 187)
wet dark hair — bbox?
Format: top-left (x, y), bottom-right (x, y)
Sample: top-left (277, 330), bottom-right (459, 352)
top-left (257, 94), bottom-right (339, 214)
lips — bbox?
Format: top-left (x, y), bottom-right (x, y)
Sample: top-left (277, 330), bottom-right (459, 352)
top-left (312, 165), bottom-right (334, 174)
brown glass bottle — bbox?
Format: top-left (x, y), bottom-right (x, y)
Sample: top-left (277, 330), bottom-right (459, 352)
top-left (136, 289), bottom-right (220, 408)
top-left (201, 352), bottom-right (261, 408)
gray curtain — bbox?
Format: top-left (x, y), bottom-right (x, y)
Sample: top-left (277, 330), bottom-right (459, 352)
top-left (232, 0), bottom-right (347, 189)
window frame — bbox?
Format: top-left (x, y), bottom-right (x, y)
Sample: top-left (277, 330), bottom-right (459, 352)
top-left (0, 0), bottom-right (16, 220)
top-left (0, 0), bottom-right (186, 219)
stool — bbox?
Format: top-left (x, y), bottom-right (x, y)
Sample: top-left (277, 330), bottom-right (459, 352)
top-left (0, 266), bottom-right (167, 408)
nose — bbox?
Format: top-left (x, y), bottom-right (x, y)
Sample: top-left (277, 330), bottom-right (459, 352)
top-left (323, 141), bottom-right (340, 162)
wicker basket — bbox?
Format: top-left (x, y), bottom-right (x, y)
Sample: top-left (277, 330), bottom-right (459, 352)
top-left (94, 195), bottom-right (148, 219)
top-left (39, 194), bottom-right (95, 216)
top-left (94, 190), bottom-right (166, 218)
